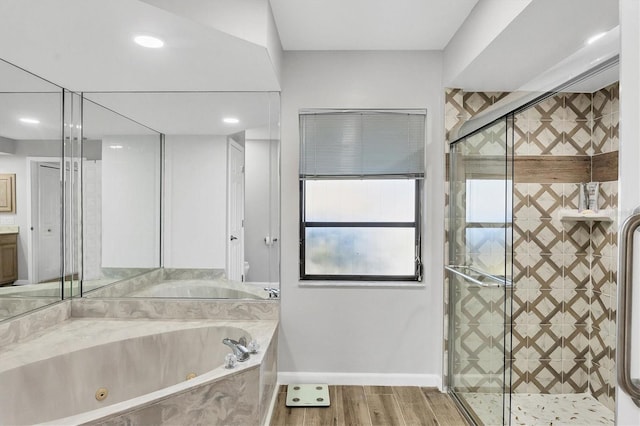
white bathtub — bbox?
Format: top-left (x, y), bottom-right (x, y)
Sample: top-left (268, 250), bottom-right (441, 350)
top-left (0, 318), bottom-right (278, 425)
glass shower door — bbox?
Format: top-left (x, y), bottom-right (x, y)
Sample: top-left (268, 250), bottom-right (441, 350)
top-left (447, 117), bottom-right (514, 425)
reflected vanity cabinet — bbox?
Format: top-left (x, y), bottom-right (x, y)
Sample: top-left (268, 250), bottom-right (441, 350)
top-left (0, 233), bottom-right (17, 285)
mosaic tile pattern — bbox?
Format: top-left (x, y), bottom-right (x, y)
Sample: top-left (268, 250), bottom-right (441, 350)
top-left (460, 392), bottom-right (614, 425)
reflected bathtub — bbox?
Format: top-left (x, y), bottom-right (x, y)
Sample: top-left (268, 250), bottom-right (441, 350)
top-left (0, 318), bottom-right (278, 425)
top-left (84, 268), bottom-right (279, 300)
top-left (125, 279), bottom-right (265, 299)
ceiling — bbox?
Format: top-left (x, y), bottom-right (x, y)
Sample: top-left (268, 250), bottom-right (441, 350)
top-left (0, 0), bottom-right (621, 139)
top-left (269, 0), bottom-right (478, 51)
top-left (0, 0), bottom-right (279, 92)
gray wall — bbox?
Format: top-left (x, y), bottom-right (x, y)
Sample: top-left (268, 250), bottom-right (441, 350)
top-left (278, 50), bottom-right (445, 385)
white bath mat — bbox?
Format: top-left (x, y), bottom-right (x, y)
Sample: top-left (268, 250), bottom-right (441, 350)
top-left (286, 384), bottom-right (330, 407)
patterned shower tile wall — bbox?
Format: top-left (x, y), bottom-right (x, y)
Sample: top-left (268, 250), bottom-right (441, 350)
top-left (514, 93), bottom-right (592, 157)
top-left (444, 83), bottom-right (619, 411)
top-left (512, 181), bottom-right (590, 394)
top-left (513, 83), bottom-right (618, 410)
top-left (444, 89), bottom-right (509, 391)
top-left (589, 83), bottom-right (619, 411)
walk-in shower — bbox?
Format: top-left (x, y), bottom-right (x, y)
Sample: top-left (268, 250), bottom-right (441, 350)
top-left (446, 64), bottom-right (619, 425)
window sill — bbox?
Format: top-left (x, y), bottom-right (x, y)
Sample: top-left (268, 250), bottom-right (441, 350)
top-left (298, 280), bottom-right (425, 289)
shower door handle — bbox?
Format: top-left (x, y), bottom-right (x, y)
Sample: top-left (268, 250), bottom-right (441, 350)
top-left (617, 211), bottom-right (640, 407)
top-left (445, 265), bottom-right (509, 288)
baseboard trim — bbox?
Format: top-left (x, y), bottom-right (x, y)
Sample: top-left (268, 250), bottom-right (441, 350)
top-left (277, 372), bottom-right (442, 389)
top-left (262, 383), bottom-right (281, 426)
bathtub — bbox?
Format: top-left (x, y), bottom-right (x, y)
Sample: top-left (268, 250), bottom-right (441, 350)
top-left (0, 317), bottom-right (278, 425)
top-left (85, 268), bottom-right (279, 300)
top-left (125, 279), bottom-right (265, 299)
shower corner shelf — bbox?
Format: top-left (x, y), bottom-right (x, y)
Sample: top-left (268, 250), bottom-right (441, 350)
top-left (557, 208), bottom-right (614, 222)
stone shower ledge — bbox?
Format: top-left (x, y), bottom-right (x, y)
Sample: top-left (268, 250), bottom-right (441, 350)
top-left (557, 209), bottom-right (614, 222)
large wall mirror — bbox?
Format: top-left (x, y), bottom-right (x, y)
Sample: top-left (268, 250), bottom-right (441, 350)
top-left (83, 92), bottom-right (280, 299)
top-left (79, 98), bottom-right (162, 295)
top-left (0, 60), bottom-right (64, 320)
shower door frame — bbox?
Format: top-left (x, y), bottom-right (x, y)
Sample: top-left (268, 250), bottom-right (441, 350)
top-left (446, 114), bottom-right (515, 426)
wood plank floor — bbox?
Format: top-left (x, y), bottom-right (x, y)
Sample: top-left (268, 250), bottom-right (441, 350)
top-left (270, 386), bottom-right (470, 426)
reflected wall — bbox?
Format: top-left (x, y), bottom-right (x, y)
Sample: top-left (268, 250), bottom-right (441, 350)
top-left (0, 62), bottom-right (281, 320)
top-left (82, 92), bottom-right (280, 299)
top-left (0, 60), bottom-right (63, 319)
top-left (80, 99), bottom-right (162, 295)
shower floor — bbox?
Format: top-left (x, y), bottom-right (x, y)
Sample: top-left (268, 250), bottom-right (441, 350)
top-left (459, 392), bottom-right (614, 425)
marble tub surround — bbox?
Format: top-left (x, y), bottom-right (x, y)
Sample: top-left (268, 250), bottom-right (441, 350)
top-left (162, 268), bottom-right (226, 280)
top-left (100, 267), bottom-right (160, 280)
top-left (125, 279), bottom-right (267, 299)
top-left (0, 281), bottom-right (61, 298)
top-left (0, 299), bottom-right (69, 346)
top-left (84, 267), bottom-right (271, 300)
top-left (0, 297), bottom-right (60, 320)
top-left (0, 318), bottom-right (278, 425)
top-left (72, 297), bottom-right (279, 321)
top-left (84, 268), bottom-right (164, 298)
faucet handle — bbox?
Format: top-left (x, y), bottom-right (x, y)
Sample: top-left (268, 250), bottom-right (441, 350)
top-left (264, 287), bottom-right (280, 298)
top-left (238, 336), bottom-right (248, 347)
top-left (224, 353), bottom-right (237, 369)
top-left (247, 339), bottom-right (260, 354)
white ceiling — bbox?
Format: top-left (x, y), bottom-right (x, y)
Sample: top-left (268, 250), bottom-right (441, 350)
top-left (0, 0), bottom-right (622, 140)
top-left (83, 92), bottom-right (280, 137)
top-left (0, 0), bottom-right (279, 92)
top-left (446, 0), bottom-right (619, 91)
top-left (269, 0), bottom-right (478, 50)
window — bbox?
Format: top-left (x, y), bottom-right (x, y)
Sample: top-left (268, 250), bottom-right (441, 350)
top-left (299, 110), bottom-right (426, 281)
top-left (464, 179), bottom-right (513, 276)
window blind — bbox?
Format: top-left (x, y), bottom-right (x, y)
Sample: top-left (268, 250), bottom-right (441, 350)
top-left (299, 110), bottom-right (426, 178)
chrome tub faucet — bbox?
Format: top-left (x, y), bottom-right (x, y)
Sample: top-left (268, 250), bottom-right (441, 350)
top-left (222, 337), bottom-right (250, 362)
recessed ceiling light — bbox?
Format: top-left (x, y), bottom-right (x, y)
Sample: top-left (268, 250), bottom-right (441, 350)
top-left (134, 35), bottom-right (164, 49)
top-left (19, 117), bottom-right (39, 124)
top-left (223, 117), bottom-right (240, 124)
top-left (586, 32), bottom-right (607, 45)
top-left (109, 145), bottom-right (124, 150)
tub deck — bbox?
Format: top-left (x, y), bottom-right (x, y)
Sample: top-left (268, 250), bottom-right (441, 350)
top-left (0, 318), bottom-right (276, 372)
top-left (0, 317), bottom-right (278, 425)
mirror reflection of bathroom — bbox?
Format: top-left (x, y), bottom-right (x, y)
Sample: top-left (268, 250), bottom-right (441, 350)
top-left (81, 92), bottom-right (280, 300)
top-left (0, 60), bottom-right (64, 320)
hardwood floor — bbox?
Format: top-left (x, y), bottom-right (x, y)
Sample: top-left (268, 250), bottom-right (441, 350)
top-left (270, 386), bottom-right (470, 426)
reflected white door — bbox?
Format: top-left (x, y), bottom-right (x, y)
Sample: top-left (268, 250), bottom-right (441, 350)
top-left (227, 142), bottom-right (244, 281)
top-left (37, 163), bottom-right (61, 283)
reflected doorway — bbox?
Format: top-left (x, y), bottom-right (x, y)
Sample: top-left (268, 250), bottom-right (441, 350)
top-left (30, 161), bottom-right (60, 283)
top-left (227, 139), bottom-right (245, 281)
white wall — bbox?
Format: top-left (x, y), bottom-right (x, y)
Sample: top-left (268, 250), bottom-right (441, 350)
top-left (101, 136), bottom-right (161, 268)
top-left (164, 135), bottom-right (227, 269)
top-left (443, 0), bottom-right (531, 86)
top-left (279, 51), bottom-right (445, 386)
top-left (245, 139), bottom-right (278, 282)
top-left (617, 0), bottom-right (640, 423)
top-left (82, 160), bottom-right (101, 280)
